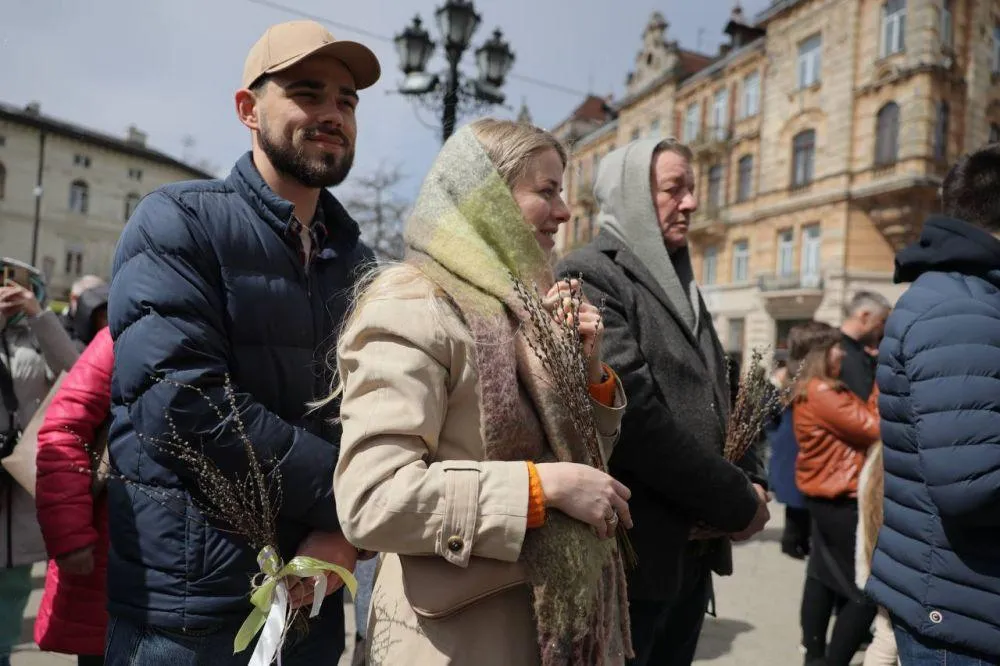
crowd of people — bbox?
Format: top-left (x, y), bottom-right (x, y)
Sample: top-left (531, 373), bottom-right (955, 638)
top-left (0, 17), bottom-right (998, 666)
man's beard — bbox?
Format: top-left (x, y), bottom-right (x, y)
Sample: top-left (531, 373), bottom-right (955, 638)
top-left (258, 118), bottom-right (354, 189)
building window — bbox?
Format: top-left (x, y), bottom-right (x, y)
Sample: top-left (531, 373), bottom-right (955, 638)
top-left (650, 118), bottom-right (661, 137)
top-left (727, 318), bottom-right (746, 354)
top-left (707, 164), bottom-right (724, 209)
top-left (990, 123), bottom-right (1000, 143)
top-left (73, 154), bottom-right (91, 168)
top-left (798, 34), bottom-right (822, 89)
top-left (64, 245), bottom-right (84, 276)
top-left (941, 0), bottom-right (953, 47)
top-left (874, 102), bottom-right (900, 165)
top-left (124, 192), bottom-right (142, 221)
top-left (712, 89), bottom-right (729, 140)
top-left (631, 128), bottom-right (641, 141)
top-left (994, 25), bottom-right (1000, 74)
top-left (737, 155), bottom-right (754, 202)
top-left (732, 239), bottom-right (750, 282)
top-left (0, 162), bottom-right (5, 201)
top-left (128, 168), bottom-right (143, 181)
top-left (777, 229), bottom-right (795, 277)
top-left (934, 101), bottom-right (949, 161)
top-left (703, 246), bottom-right (718, 286)
top-left (881, 0), bottom-right (907, 57)
top-left (69, 180), bottom-right (89, 214)
top-left (742, 71), bottom-right (760, 118)
top-left (801, 224), bottom-right (822, 286)
top-left (684, 102), bottom-right (701, 143)
top-left (0, 135), bottom-right (6, 147)
top-left (791, 130), bottom-right (816, 187)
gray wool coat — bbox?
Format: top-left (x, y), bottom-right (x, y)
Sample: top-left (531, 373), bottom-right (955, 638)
top-left (0, 311), bottom-right (80, 568)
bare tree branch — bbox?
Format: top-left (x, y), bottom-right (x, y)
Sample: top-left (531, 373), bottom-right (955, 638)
top-left (343, 162), bottom-right (410, 261)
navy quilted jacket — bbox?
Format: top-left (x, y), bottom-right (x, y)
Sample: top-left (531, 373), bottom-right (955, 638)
top-left (106, 152), bottom-right (373, 629)
top-left (866, 215), bottom-right (1000, 657)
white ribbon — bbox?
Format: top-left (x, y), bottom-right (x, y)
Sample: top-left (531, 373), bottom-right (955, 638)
top-left (246, 576), bottom-right (329, 666)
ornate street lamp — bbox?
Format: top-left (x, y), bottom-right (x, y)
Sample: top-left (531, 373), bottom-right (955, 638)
top-left (394, 1), bottom-right (516, 143)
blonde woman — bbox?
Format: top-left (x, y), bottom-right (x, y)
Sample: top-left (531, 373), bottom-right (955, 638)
top-left (332, 119), bottom-right (634, 665)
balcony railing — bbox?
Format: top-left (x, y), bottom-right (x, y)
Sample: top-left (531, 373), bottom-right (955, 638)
top-left (757, 271), bottom-right (823, 292)
top-left (690, 126), bottom-right (733, 157)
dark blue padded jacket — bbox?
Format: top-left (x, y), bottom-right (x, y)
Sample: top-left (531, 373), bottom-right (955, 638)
top-left (106, 152), bottom-right (373, 629)
top-left (866, 215), bottom-right (1000, 658)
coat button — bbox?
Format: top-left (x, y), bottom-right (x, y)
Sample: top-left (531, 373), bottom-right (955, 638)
top-left (929, 610), bottom-right (943, 624)
top-left (447, 536), bottom-right (464, 553)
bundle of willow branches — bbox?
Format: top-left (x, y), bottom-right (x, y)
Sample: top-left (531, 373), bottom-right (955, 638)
top-left (690, 347), bottom-right (784, 540)
top-left (511, 274), bottom-right (637, 569)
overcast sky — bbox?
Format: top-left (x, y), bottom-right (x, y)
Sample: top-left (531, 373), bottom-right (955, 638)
top-left (2, 0), bottom-right (769, 201)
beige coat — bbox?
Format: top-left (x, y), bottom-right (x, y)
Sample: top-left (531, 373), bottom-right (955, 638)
top-left (334, 286), bottom-right (625, 666)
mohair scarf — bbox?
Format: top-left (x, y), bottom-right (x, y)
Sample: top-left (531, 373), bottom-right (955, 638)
top-left (403, 125), bottom-right (633, 665)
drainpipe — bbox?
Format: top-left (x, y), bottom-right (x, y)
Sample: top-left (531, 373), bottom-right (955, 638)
top-left (29, 130), bottom-right (46, 267)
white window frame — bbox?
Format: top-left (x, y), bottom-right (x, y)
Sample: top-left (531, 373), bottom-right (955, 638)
top-left (69, 180), bottom-right (89, 214)
top-left (737, 155), bottom-right (754, 202)
top-left (741, 71), bottom-right (760, 118)
top-left (703, 246), bottom-right (718, 286)
top-left (712, 89), bottom-right (729, 140)
top-left (732, 240), bottom-right (750, 283)
top-left (707, 164), bottom-right (724, 209)
top-left (684, 102), bottom-right (701, 143)
top-left (881, 0), bottom-right (907, 57)
top-left (777, 230), bottom-right (795, 277)
top-left (801, 224), bottom-right (822, 286)
top-left (797, 34), bottom-right (822, 89)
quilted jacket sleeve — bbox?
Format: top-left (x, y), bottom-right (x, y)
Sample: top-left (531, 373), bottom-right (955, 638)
top-left (899, 293), bottom-right (1000, 525)
top-left (110, 191), bottom-right (339, 531)
top-left (35, 327), bottom-right (113, 559)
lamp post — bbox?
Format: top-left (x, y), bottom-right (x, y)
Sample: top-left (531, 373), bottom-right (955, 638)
top-left (394, 0), bottom-right (516, 143)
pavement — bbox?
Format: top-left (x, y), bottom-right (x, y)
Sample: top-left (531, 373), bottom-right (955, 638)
top-left (12, 503), bottom-right (862, 665)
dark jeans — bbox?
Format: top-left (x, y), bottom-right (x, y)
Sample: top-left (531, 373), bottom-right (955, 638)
top-left (627, 552), bottom-right (711, 666)
top-left (105, 601), bottom-right (345, 666)
top-left (894, 621), bottom-right (1000, 665)
top-left (801, 576), bottom-right (877, 666)
top-left (79, 656), bottom-right (105, 666)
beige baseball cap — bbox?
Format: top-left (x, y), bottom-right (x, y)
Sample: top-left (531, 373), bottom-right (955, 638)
top-left (242, 20), bottom-right (381, 90)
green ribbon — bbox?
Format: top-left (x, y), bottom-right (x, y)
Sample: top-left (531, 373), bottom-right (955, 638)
top-left (233, 545), bottom-right (358, 655)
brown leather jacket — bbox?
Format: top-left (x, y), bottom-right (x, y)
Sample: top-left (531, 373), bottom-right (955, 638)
top-left (793, 379), bottom-right (880, 499)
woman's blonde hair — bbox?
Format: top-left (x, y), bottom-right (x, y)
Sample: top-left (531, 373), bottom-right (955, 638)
top-left (311, 118), bottom-right (566, 413)
top-left (790, 321), bottom-right (844, 402)
top-left (468, 118), bottom-right (568, 188)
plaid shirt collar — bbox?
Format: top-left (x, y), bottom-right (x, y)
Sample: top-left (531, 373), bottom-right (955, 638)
top-left (285, 207), bottom-right (329, 268)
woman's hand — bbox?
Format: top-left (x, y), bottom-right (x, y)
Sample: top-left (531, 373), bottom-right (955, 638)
top-left (535, 462), bottom-right (632, 539)
top-left (543, 279), bottom-right (605, 384)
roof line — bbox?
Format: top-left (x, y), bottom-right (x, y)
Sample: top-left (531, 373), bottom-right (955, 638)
top-left (0, 101), bottom-right (214, 180)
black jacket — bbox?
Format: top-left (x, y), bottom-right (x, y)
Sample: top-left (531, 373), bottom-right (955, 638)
top-left (558, 231), bottom-right (760, 602)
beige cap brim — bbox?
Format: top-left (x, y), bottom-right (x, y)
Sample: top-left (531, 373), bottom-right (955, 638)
top-left (254, 40), bottom-right (381, 90)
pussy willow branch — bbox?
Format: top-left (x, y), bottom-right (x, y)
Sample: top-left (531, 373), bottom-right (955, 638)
top-left (512, 274), bottom-right (637, 568)
top-left (691, 347), bottom-right (787, 540)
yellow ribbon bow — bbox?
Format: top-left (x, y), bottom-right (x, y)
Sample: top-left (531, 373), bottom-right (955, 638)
top-left (233, 546), bottom-right (358, 661)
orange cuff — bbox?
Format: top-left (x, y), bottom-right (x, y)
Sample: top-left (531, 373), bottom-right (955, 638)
top-left (526, 461), bottom-right (546, 529)
top-left (588, 364), bottom-right (617, 407)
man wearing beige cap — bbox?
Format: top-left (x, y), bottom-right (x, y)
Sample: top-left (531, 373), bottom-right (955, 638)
top-left (104, 20), bottom-right (380, 665)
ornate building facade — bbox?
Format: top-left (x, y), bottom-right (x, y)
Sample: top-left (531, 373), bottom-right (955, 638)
top-left (0, 101), bottom-right (210, 299)
top-left (553, 0), bottom-right (1000, 363)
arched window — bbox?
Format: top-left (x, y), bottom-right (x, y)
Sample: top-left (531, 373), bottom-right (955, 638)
top-left (791, 130), bottom-right (816, 187)
top-left (0, 162), bottom-right (5, 201)
top-left (124, 192), bottom-right (141, 221)
top-left (69, 180), bottom-right (89, 214)
top-left (875, 102), bottom-right (900, 165)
